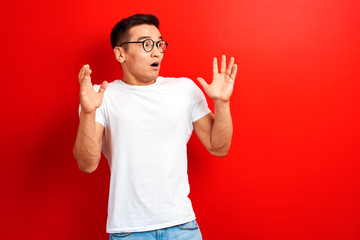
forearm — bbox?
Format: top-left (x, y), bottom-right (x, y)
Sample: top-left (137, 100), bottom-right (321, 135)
top-left (73, 111), bottom-right (102, 173)
top-left (210, 100), bottom-right (233, 156)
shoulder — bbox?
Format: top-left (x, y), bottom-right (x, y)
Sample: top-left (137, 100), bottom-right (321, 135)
top-left (92, 81), bottom-right (122, 105)
top-left (93, 80), bottom-right (121, 92)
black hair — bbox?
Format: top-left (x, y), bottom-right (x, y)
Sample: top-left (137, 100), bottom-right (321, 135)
top-left (110, 14), bottom-right (160, 49)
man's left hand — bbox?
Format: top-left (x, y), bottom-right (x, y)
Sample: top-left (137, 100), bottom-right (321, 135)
top-left (197, 55), bottom-right (238, 102)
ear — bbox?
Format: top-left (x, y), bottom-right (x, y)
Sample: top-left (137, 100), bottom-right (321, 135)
top-left (114, 47), bottom-right (126, 63)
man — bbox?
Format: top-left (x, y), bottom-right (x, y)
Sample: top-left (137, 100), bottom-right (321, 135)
top-left (73, 14), bottom-right (237, 239)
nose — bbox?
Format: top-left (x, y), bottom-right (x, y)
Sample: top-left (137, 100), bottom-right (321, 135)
top-left (150, 44), bottom-right (162, 57)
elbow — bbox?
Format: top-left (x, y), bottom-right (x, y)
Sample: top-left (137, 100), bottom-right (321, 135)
top-left (206, 138), bottom-right (232, 157)
top-left (77, 159), bottom-right (99, 174)
top-left (73, 146), bottom-right (99, 174)
top-left (211, 150), bottom-right (229, 157)
top-left (208, 146), bottom-right (230, 157)
top-left (79, 165), bottom-right (98, 174)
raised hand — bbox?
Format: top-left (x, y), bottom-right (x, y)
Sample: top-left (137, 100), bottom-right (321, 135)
top-left (197, 55), bottom-right (237, 102)
top-left (78, 64), bottom-right (108, 113)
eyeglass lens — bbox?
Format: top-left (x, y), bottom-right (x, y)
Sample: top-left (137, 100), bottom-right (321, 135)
top-left (143, 39), bottom-right (167, 52)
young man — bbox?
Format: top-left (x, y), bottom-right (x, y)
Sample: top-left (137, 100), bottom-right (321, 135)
top-left (73, 14), bottom-right (237, 239)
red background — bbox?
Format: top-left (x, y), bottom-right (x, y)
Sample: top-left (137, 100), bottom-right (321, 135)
top-left (1, 0), bottom-right (360, 239)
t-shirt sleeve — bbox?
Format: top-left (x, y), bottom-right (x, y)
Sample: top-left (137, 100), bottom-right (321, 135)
top-left (187, 78), bottom-right (212, 122)
top-left (78, 84), bottom-right (105, 127)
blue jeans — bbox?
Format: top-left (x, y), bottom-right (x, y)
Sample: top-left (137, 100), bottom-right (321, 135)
top-left (109, 220), bottom-right (202, 240)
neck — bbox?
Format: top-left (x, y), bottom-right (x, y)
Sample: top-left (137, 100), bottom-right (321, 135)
top-left (122, 77), bottom-right (156, 86)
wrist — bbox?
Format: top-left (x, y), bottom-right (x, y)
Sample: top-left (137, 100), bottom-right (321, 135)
top-left (213, 99), bottom-right (230, 106)
top-left (80, 110), bottom-right (96, 117)
top-left (213, 99), bottom-right (231, 114)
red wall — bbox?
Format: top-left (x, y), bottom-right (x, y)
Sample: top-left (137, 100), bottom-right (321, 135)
top-left (1, 0), bottom-right (360, 239)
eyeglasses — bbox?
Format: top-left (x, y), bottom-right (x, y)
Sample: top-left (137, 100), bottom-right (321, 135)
top-left (119, 39), bottom-right (168, 53)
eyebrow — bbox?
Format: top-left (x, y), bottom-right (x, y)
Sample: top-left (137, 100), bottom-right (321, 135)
top-left (137, 36), bottom-right (163, 41)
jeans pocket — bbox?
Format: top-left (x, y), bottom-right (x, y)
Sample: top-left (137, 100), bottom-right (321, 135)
top-left (111, 232), bottom-right (132, 237)
top-left (177, 220), bottom-right (199, 230)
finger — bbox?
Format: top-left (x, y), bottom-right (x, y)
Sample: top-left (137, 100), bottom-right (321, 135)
top-left (230, 64), bottom-right (238, 80)
top-left (226, 57), bottom-right (235, 76)
top-left (84, 68), bottom-right (92, 77)
top-left (98, 81), bottom-right (108, 94)
top-left (78, 64), bottom-right (88, 83)
top-left (78, 64), bottom-right (90, 83)
top-left (213, 57), bottom-right (218, 75)
top-left (221, 55), bottom-right (226, 73)
top-left (80, 68), bottom-right (92, 86)
top-left (197, 77), bottom-right (209, 90)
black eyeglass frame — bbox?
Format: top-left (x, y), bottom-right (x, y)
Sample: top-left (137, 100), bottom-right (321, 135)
top-left (119, 39), bottom-right (168, 53)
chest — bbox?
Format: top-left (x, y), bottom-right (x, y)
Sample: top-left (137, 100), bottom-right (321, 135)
top-left (104, 87), bottom-right (190, 134)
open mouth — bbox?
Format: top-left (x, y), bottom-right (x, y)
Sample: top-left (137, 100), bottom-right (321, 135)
top-left (151, 62), bottom-right (159, 67)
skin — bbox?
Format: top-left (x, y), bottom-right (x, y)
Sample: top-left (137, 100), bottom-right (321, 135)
top-left (195, 55), bottom-right (237, 156)
top-left (114, 24), bottom-right (164, 86)
top-left (73, 24), bottom-right (237, 173)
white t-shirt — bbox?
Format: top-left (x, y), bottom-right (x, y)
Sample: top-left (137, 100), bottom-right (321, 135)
top-left (93, 76), bottom-right (211, 233)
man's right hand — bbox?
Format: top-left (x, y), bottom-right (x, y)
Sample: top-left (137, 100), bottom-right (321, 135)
top-left (78, 64), bottom-right (108, 113)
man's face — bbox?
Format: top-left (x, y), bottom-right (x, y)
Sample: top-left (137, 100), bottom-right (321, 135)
top-left (120, 24), bottom-right (164, 85)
